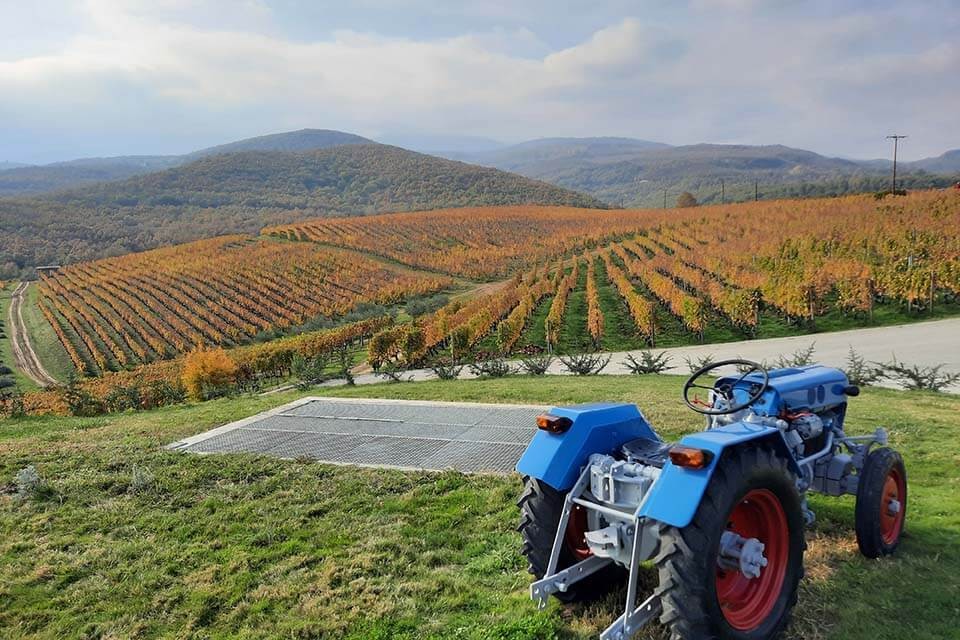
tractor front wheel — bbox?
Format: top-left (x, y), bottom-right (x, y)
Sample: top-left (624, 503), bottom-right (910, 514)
top-left (517, 476), bottom-right (624, 603)
top-left (855, 447), bottom-right (907, 558)
top-left (654, 445), bottom-right (805, 639)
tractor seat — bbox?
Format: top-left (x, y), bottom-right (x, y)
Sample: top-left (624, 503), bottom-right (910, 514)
top-left (622, 437), bottom-right (672, 468)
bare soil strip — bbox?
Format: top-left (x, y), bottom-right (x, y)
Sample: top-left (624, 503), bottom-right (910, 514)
top-left (8, 281), bottom-right (58, 387)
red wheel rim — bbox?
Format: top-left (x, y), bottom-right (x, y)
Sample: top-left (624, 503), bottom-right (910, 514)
top-left (715, 489), bottom-right (790, 631)
top-left (564, 504), bottom-right (592, 560)
top-left (879, 467), bottom-right (905, 545)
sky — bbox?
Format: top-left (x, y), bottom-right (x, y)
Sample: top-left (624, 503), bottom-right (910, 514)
top-left (1, 0), bottom-right (957, 164)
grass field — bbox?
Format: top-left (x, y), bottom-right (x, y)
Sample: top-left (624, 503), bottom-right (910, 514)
top-left (1, 376), bottom-right (958, 639)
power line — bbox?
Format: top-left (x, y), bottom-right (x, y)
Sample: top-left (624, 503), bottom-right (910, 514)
top-left (886, 135), bottom-right (907, 193)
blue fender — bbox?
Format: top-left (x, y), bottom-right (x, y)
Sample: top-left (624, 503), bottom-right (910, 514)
top-left (515, 403), bottom-right (658, 491)
top-left (637, 422), bottom-right (800, 528)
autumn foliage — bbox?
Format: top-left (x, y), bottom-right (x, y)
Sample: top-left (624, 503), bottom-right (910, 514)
top-left (182, 346), bottom-right (238, 401)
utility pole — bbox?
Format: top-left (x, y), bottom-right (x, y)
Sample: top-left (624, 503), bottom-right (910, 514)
top-left (663, 188), bottom-right (667, 209)
top-left (721, 179), bottom-right (725, 204)
top-left (886, 134), bottom-right (907, 193)
top-left (754, 180), bottom-right (759, 202)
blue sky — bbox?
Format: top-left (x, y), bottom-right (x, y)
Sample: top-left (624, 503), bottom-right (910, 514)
top-left (1, 0), bottom-right (957, 163)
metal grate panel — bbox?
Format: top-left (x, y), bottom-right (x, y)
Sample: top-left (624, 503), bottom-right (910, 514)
top-left (170, 397), bottom-right (548, 473)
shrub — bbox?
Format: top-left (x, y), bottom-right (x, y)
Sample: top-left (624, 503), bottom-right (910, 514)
top-left (141, 380), bottom-right (187, 409)
top-left (400, 327), bottom-right (426, 366)
top-left (129, 465), bottom-right (155, 494)
top-left (291, 352), bottom-right (330, 389)
top-left (448, 325), bottom-right (472, 359)
top-left (431, 358), bottom-right (464, 380)
top-left (684, 354), bottom-right (715, 374)
top-left (844, 347), bottom-right (883, 386)
top-left (518, 353), bottom-right (554, 375)
top-left (560, 352), bottom-right (611, 376)
top-left (104, 384), bottom-right (142, 412)
top-left (376, 362), bottom-right (412, 383)
top-left (333, 344), bottom-right (355, 385)
top-left (0, 365), bottom-right (12, 375)
top-left (624, 350), bottom-right (673, 374)
top-left (876, 358), bottom-right (960, 392)
top-left (15, 465), bottom-right (48, 501)
top-left (776, 343), bottom-right (816, 368)
top-left (182, 346), bottom-right (238, 401)
top-left (61, 376), bottom-right (105, 416)
top-left (404, 293), bottom-right (449, 318)
top-left (469, 358), bottom-right (513, 378)
top-left (0, 387), bottom-right (25, 418)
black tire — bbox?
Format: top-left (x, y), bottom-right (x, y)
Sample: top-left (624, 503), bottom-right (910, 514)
top-left (654, 446), bottom-right (805, 640)
top-left (517, 476), bottom-right (624, 603)
top-left (855, 448), bottom-right (907, 559)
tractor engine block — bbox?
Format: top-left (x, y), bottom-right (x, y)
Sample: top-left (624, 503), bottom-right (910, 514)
top-left (583, 453), bottom-right (662, 566)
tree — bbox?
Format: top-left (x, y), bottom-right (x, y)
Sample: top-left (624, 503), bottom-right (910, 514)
top-left (676, 192), bottom-right (699, 208)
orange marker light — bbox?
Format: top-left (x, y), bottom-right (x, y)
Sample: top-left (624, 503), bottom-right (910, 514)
top-left (536, 414), bottom-right (573, 434)
top-left (668, 446), bottom-right (713, 469)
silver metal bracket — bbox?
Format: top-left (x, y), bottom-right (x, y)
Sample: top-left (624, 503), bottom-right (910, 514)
top-left (530, 555), bottom-right (614, 608)
top-left (599, 593), bottom-right (662, 640)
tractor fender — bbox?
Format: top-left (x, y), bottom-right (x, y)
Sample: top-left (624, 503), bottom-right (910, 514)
top-left (515, 403), bottom-right (658, 491)
top-left (637, 422), bottom-right (800, 528)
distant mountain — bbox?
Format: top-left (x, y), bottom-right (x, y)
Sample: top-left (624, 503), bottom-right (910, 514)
top-left (185, 128), bottom-right (372, 159)
top-left (378, 132), bottom-right (506, 154)
top-left (0, 155), bottom-right (181, 196)
top-left (449, 136), bottom-right (670, 168)
top-left (0, 144), bottom-right (604, 278)
top-left (0, 161), bottom-right (32, 170)
top-left (451, 139), bottom-right (957, 206)
top-left (0, 129), bottom-right (373, 196)
top-left (907, 149), bottom-right (960, 174)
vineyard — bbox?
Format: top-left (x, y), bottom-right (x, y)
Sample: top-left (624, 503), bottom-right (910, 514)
top-left (21, 190), bottom-right (960, 390)
top-left (364, 190), bottom-right (960, 358)
top-left (264, 205), bottom-right (699, 279)
top-left (35, 236), bottom-right (450, 376)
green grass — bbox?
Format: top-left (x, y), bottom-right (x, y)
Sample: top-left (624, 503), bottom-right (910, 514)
top-left (1, 376), bottom-right (958, 639)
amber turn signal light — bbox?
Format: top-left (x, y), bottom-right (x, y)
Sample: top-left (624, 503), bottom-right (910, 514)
top-left (536, 414), bottom-right (573, 434)
top-left (668, 445), bottom-right (713, 469)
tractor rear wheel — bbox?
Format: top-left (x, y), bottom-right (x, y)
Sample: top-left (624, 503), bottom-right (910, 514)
top-left (855, 448), bottom-right (907, 558)
top-left (654, 445), bottom-right (805, 640)
top-left (517, 476), bottom-right (624, 603)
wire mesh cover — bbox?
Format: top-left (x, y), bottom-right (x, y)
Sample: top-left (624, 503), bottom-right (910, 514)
top-left (174, 398), bottom-right (547, 473)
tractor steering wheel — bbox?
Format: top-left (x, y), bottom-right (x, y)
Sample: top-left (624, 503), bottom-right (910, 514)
top-left (683, 359), bottom-right (769, 415)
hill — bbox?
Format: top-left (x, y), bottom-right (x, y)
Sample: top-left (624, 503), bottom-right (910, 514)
top-left (0, 155), bottom-right (182, 196)
top-left (185, 128), bottom-right (373, 158)
top-left (0, 144), bottom-right (604, 278)
top-left (0, 129), bottom-right (373, 197)
top-left (908, 149), bottom-right (960, 174)
top-left (452, 140), bottom-right (959, 206)
top-left (0, 161), bottom-right (31, 170)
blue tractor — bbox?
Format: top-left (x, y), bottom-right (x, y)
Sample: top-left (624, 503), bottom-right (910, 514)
top-left (516, 360), bottom-right (907, 640)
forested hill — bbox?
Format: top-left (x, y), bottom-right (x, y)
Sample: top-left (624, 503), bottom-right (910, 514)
top-left (0, 144), bottom-right (604, 278)
top-left (184, 128), bottom-right (373, 158)
top-left (0, 129), bottom-right (373, 197)
top-left (452, 140), bottom-right (959, 206)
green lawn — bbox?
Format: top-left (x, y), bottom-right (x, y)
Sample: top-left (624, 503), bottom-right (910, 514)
top-left (1, 376), bottom-right (958, 639)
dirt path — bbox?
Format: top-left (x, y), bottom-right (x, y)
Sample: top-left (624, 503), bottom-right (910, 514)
top-left (8, 282), bottom-right (58, 387)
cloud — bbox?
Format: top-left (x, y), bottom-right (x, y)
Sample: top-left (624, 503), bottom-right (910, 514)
top-left (0, 1), bottom-right (957, 162)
